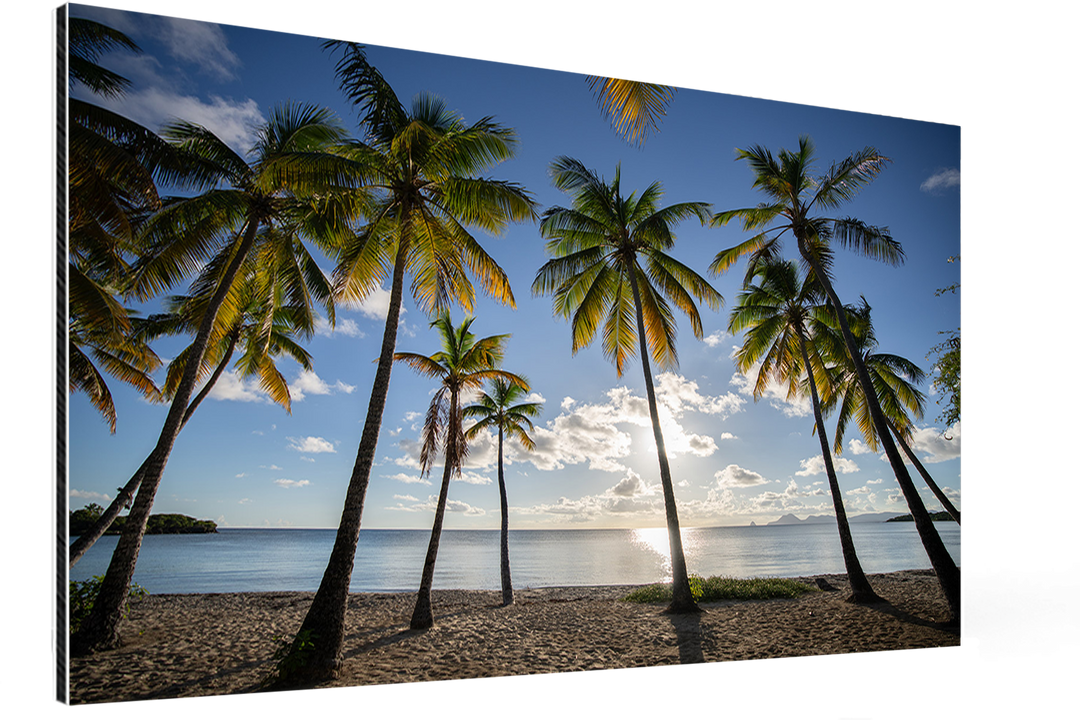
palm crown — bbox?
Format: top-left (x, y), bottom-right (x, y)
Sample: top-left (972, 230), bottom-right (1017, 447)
top-left (326, 43), bottom-right (537, 317)
top-left (711, 136), bottom-right (903, 284)
top-left (532, 157), bottom-right (720, 376)
top-left (394, 314), bottom-right (527, 476)
top-left (464, 377), bottom-right (543, 451)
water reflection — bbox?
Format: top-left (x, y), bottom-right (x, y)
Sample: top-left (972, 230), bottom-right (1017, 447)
top-left (630, 527), bottom-right (701, 582)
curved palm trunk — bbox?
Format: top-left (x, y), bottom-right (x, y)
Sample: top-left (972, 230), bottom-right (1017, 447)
top-left (798, 336), bottom-right (881, 604)
top-left (72, 221), bottom-right (261, 654)
top-left (628, 272), bottom-right (698, 614)
top-left (410, 429), bottom-right (457, 630)
top-left (281, 235), bottom-right (411, 682)
top-left (887, 419), bottom-right (960, 524)
top-left (496, 428), bottom-right (513, 606)
top-left (801, 242), bottom-right (959, 623)
top-left (69, 330), bottom-right (239, 568)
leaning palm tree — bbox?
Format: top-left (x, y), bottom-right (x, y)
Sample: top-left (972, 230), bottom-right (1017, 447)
top-left (463, 377), bottom-right (543, 606)
top-left (729, 259), bottom-right (882, 603)
top-left (533, 157), bottom-right (720, 614)
top-left (69, 229), bottom-right (330, 567)
top-left (67, 17), bottom-right (180, 430)
top-left (711, 136), bottom-right (959, 622)
top-left (72, 104), bottom-right (362, 654)
top-left (276, 43), bottom-right (537, 682)
top-left (819, 302), bottom-right (960, 524)
top-left (395, 315), bottom-right (527, 629)
top-left (586, 77), bottom-right (676, 146)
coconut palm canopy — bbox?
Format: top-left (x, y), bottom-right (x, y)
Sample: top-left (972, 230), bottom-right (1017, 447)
top-left (67, 5), bottom-right (960, 535)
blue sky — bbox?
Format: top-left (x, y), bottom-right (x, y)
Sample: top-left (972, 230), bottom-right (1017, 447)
top-left (65, 2), bottom-right (964, 531)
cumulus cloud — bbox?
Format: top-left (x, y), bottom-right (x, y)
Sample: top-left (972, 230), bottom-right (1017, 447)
top-left (342, 285), bottom-right (393, 320)
top-left (848, 439), bottom-right (874, 455)
top-left (796, 455), bottom-right (860, 476)
top-left (388, 472), bottom-right (432, 486)
top-left (208, 370), bottom-right (271, 404)
top-left (314, 315), bottom-right (364, 338)
top-left (286, 436), bottom-right (336, 454)
top-left (70, 489), bottom-right (111, 503)
top-left (703, 330), bottom-right (729, 348)
top-left (730, 363), bottom-right (812, 417)
top-left (388, 495), bottom-right (486, 516)
top-left (714, 464), bottom-right (769, 488)
top-left (289, 370), bottom-right (356, 402)
top-left (909, 423), bottom-right (961, 463)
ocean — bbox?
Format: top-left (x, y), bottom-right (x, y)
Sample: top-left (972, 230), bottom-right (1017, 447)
top-left (69, 522), bottom-right (960, 595)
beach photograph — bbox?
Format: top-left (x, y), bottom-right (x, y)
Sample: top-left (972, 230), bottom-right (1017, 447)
top-left (13, 0), bottom-right (1078, 717)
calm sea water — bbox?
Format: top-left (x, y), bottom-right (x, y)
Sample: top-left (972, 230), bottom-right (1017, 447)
top-left (69, 523), bottom-right (960, 595)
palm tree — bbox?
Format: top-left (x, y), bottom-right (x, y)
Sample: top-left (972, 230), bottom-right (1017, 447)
top-left (463, 377), bottom-right (543, 606)
top-left (729, 259), bottom-right (882, 603)
top-left (711, 136), bottom-right (959, 622)
top-left (276, 43), bottom-right (537, 682)
top-left (71, 104), bottom-right (361, 654)
top-left (533, 157), bottom-right (719, 614)
top-left (587, 77), bottom-right (676, 146)
top-left (67, 17), bottom-right (178, 431)
top-left (395, 315), bottom-right (527, 628)
top-left (69, 230), bottom-right (330, 567)
top-left (819, 302), bottom-right (961, 524)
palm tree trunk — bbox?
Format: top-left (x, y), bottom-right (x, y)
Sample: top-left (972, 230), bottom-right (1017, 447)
top-left (497, 428), bottom-right (513, 606)
top-left (887, 419), bottom-right (960, 524)
top-left (282, 233), bottom-right (411, 682)
top-left (410, 443), bottom-right (456, 630)
top-left (72, 220), bottom-right (261, 654)
top-left (628, 270), bottom-right (698, 614)
top-left (69, 329), bottom-right (239, 568)
top-left (800, 241), bottom-right (959, 623)
top-left (798, 335), bottom-right (881, 603)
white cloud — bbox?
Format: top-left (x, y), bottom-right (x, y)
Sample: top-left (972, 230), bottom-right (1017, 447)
top-left (730, 363), bottom-right (812, 417)
top-left (208, 370), bottom-right (271, 404)
top-left (274, 479), bottom-right (310, 489)
top-left (70, 489), bottom-right (111, 503)
top-left (314, 315), bottom-right (364, 338)
top-left (703, 330), bottom-right (729, 348)
top-left (848, 439), bottom-right (874, 455)
top-left (388, 472), bottom-right (432, 486)
top-left (714, 464), bottom-right (768, 488)
top-left (796, 455), bottom-right (860, 476)
top-left (260, 464), bottom-right (282, 470)
top-left (388, 495), bottom-right (486, 516)
top-left (456, 471), bottom-right (492, 486)
top-left (343, 285), bottom-right (393, 320)
top-left (159, 17), bottom-right (242, 81)
top-left (286, 436), bottom-right (336, 454)
top-left (920, 168), bottom-right (961, 193)
top-left (393, 494), bottom-right (419, 502)
top-left (235, 472), bottom-right (246, 478)
top-left (720, 432), bottom-right (737, 440)
top-left (909, 423), bottom-right (961, 463)
top-left (289, 370), bottom-right (356, 401)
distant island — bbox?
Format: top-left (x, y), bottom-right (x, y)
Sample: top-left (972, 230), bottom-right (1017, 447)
top-left (885, 511), bottom-right (956, 523)
top-left (70, 504), bottom-right (217, 537)
top-left (754, 512), bottom-right (905, 527)
top-left (750, 511), bottom-right (957, 527)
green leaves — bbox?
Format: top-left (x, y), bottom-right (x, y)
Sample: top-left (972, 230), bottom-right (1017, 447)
top-left (534, 158), bottom-right (719, 377)
top-left (712, 136), bottom-right (899, 283)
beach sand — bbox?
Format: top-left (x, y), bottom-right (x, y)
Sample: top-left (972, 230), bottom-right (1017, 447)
top-left (68, 569), bottom-right (959, 704)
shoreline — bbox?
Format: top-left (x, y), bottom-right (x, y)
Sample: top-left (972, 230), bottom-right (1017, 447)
top-left (68, 569), bottom-right (959, 705)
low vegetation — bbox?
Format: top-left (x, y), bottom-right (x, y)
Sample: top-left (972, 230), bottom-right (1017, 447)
top-left (622, 575), bottom-right (816, 604)
top-left (69, 575), bottom-right (148, 635)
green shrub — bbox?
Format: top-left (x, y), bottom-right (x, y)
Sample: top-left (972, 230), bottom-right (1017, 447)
top-left (69, 575), bottom-right (148, 635)
top-left (623, 575), bottom-right (816, 604)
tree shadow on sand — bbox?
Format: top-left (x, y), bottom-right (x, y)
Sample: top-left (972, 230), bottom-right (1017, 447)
top-left (667, 610), bottom-right (707, 664)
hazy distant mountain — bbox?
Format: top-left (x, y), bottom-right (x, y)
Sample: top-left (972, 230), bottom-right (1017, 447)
top-left (764, 511), bottom-right (904, 526)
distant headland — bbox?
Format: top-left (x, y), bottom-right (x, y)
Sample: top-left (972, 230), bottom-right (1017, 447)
top-left (749, 511), bottom-right (956, 527)
top-left (69, 504), bottom-right (218, 537)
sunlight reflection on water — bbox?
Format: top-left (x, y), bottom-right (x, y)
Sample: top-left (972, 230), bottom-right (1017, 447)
top-left (630, 526), bottom-right (702, 582)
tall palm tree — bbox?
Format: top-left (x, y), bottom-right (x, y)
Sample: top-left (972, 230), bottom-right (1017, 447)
top-left (533, 157), bottom-right (720, 614)
top-left (69, 230), bottom-right (330, 567)
top-left (587, 77), bottom-right (677, 146)
top-left (395, 315), bottom-right (527, 629)
top-left (819, 302), bottom-right (961, 524)
top-left (711, 136), bottom-right (959, 622)
top-left (276, 43), bottom-right (537, 682)
top-left (72, 104), bottom-right (361, 654)
top-left (729, 260), bottom-right (882, 603)
top-left (463, 377), bottom-right (543, 606)
top-left (67, 17), bottom-right (178, 431)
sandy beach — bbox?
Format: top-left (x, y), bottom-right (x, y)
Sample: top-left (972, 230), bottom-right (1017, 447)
top-left (68, 569), bottom-right (959, 704)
